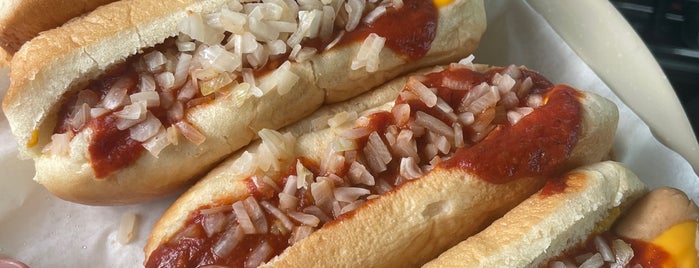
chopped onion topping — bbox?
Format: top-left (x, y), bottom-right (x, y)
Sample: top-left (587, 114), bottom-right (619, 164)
top-left (351, 33), bottom-right (385, 72)
top-left (212, 225), bottom-right (244, 258)
top-left (232, 201), bottom-right (256, 234)
top-left (175, 121), bottom-right (206, 145)
top-left (334, 187), bottom-right (370, 202)
top-left (117, 212), bottom-right (137, 245)
top-left (287, 211), bottom-right (320, 227)
top-left (415, 111), bottom-right (454, 139)
top-left (130, 113), bottom-right (163, 142)
top-left (407, 76), bottom-right (438, 107)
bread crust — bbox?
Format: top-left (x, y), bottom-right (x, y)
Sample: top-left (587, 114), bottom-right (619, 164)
top-left (422, 161), bottom-right (648, 268)
top-left (144, 65), bottom-right (619, 267)
top-left (1, 0), bottom-right (486, 205)
top-left (0, 0), bottom-right (118, 57)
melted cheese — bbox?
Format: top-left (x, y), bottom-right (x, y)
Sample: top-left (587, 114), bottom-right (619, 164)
top-left (433, 0), bottom-right (453, 8)
top-left (651, 220), bottom-right (697, 268)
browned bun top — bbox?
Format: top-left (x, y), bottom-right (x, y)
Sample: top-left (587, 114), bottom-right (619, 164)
top-left (0, 0), bottom-right (118, 57)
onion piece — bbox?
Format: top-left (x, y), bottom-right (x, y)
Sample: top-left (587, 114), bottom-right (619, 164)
top-left (334, 187), bottom-right (370, 202)
top-left (245, 241), bottom-right (273, 268)
top-left (144, 51), bottom-right (166, 71)
top-left (348, 161), bottom-right (375, 186)
top-left (611, 239), bottom-right (634, 267)
top-left (593, 235), bottom-right (615, 262)
top-left (415, 111), bottom-right (454, 139)
top-left (287, 211), bottom-right (320, 227)
top-left (579, 253), bottom-right (604, 268)
top-left (69, 103), bottom-right (90, 130)
top-left (344, 0), bottom-right (364, 31)
top-left (296, 160), bottom-right (314, 189)
top-left (311, 180), bottom-right (334, 213)
top-left (212, 225), bottom-right (244, 258)
top-left (362, 131), bottom-right (390, 173)
top-left (142, 127), bottom-right (170, 157)
top-left (351, 33), bottom-right (385, 72)
top-left (243, 196), bottom-right (269, 234)
top-left (103, 86), bottom-right (128, 110)
top-left (407, 76), bottom-right (437, 107)
top-left (278, 192), bottom-right (299, 212)
top-left (260, 200), bottom-right (295, 233)
top-left (130, 113), bottom-right (162, 142)
top-left (399, 157), bottom-right (423, 180)
top-left (175, 121), bottom-right (206, 145)
top-left (289, 225), bottom-right (314, 245)
top-left (232, 201), bottom-right (256, 234)
top-left (201, 212), bottom-right (227, 237)
top-left (130, 91), bottom-right (160, 108)
top-left (117, 212), bottom-right (137, 245)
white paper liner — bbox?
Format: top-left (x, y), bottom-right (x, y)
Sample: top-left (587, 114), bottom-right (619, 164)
top-left (0, 1), bottom-right (697, 267)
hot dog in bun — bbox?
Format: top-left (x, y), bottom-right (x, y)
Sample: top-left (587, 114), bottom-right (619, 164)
top-left (144, 61), bottom-right (619, 267)
top-left (425, 163), bottom-right (698, 268)
top-left (2, 0), bottom-right (486, 205)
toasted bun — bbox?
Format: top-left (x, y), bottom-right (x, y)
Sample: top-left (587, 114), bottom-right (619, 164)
top-left (2, 0), bottom-right (486, 205)
top-left (0, 0), bottom-right (118, 58)
top-left (144, 64), bottom-right (619, 267)
top-left (423, 161), bottom-right (648, 268)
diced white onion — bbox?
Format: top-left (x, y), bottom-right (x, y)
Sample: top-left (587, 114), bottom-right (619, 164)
top-left (155, 71), bottom-right (175, 90)
top-left (399, 157), bottom-right (423, 180)
top-left (103, 86), bottom-right (128, 110)
top-left (407, 76), bottom-right (437, 107)
top-left (142, 127), bottom-right (170, 157)
top-left (260, 200), bottom-right (295, 232)
top-left (144, 51), bottom-right (167, 71)
top-left (201, 212), bottom-right (227, 237)
top-left (594, 235), bottom-right (615, 262)
top-left (348, 161), bottom-right (374, 186)
top-left (212, 225), bottom-right (244, 258)
top-left (344, 0), bottom-right (364, 31)
top-left (415, 111), bottom-right (454, 139)
top-left (175, 121), bottom-right (206, 145)
top-left (311, 180), bottom-right (334, 213)
top-left (287, 211), bottom-right (320, 227)
top-left (130, 113), bottom-right (162, 142)
top-left (245, 241), bottom-right (273, 268)
top-left (130, 91), bottom-right (160, 108)
top-left (289, 225), bottom-right (314, 245)
top-left (612, 239), bottom-right (634, 267)
top-left (117, 212), bottom-right (137, 245)
top-left (243, 196), bottom-right (269, 234)
top-left (334, 187), bottom-right (370, 202)
top-left (232, 201), bottom-right (256, 234)
top-left (579, 253), bottom-right (604, 268)
top-left (351, 33), bottom-right (385, 72)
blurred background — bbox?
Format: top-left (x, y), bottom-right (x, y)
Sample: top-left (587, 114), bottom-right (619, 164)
top-left (611, 0), bottom-right (699, 137)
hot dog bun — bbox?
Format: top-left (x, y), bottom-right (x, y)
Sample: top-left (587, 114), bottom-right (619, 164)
top-left (2, 0), bottom-right (486, 205)
top-left (0, 0), bottom-right (118, 60)
top-left (423, 161), bottom-right (648, 267)
top-left (144, 63), bottom-right (619, 267)
top-left (425, 164), bottom-right (698, 267)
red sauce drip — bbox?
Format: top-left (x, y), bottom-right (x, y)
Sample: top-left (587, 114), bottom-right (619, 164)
top-left (439, 86), bottom-right (582, 183)
top-left (145, 211), bottom-right (290, 268)
top-left (539, 176), bottom-right (568, 197)
top-left (338, 0), bottom-right (438, 60)
top-left (87, 114), bottom-right (145, 178)
top-left (627, 238), bottom-right (675, 267)
top-left (547, 232), bottom-right (675, 267)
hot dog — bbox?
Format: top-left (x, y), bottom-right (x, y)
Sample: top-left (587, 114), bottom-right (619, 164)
top-left (425, 163), bottom-right (698, 268)
top-left (143, 62), bottom-right (619, 267)
top-left (1, 0), bottom-right (486, 205)
top-left (0, 0), bottom-right (118, 61)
